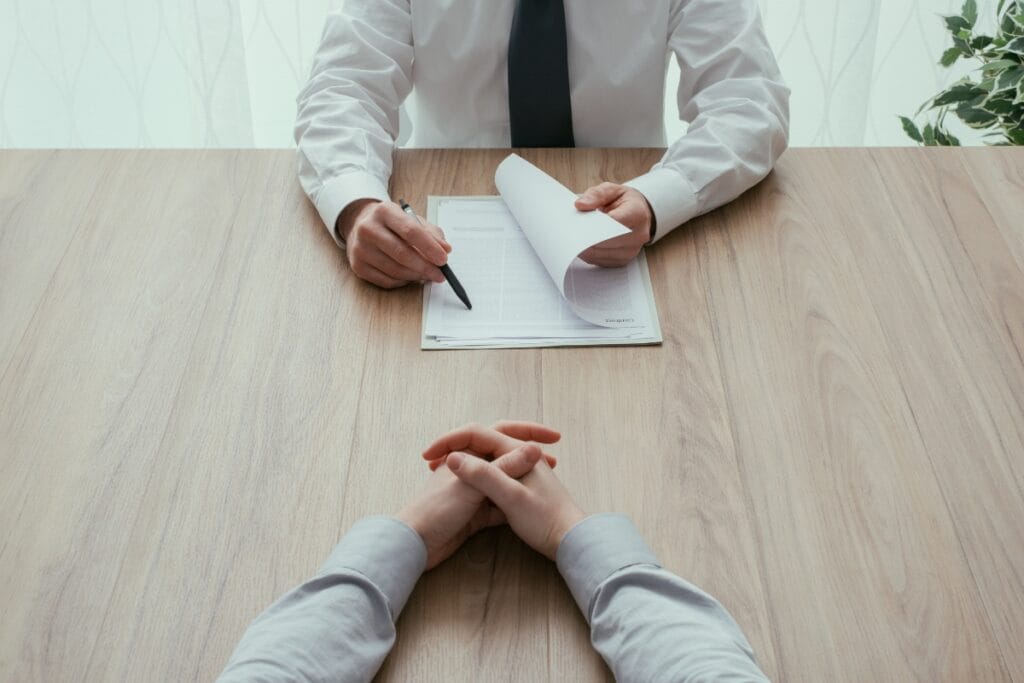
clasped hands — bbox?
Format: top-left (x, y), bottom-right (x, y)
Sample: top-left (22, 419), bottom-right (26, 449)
top-left (340, 182), bottom-right (654, 289)
top-left (396, 421), bottom-right (587, 570)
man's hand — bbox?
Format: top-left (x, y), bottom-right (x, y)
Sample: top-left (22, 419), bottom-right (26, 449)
top-left (421, 420), bottom-right (561, 472)
top-left (445, 453), bottom-right (587, 561)
top-left (395, 444), bottom-right (544, 570)
top-left (574, 183), bottom-right (654, 268)
top-left (338, 199), bottom-right (452, 289)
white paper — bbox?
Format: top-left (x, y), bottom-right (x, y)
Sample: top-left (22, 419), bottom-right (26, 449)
top-left (494, 154), bottom-right (640, 327)
top-left (422, 155), bottom-right (661, 350)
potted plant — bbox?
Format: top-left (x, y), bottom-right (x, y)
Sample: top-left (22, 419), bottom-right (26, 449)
top-left (901, 0), bottom-right (1024, 145)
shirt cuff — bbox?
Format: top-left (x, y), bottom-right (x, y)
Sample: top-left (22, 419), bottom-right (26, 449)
top-left (319, 516), bottom-right (427, 619)
top-left (313, 171), bottom-right (390, 247)
top-left (625, 167), bottom-right (701, 244)
top-left (555, 513), bottom-right (660, 621)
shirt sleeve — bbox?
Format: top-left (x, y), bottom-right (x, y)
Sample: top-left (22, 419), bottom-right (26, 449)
top-left (294, 0), bottom-right (413, 246)
top-left (217, 516), bottom-right (426, 683)
top-left (625, 0), bottom-right (790, 243)
top-left (556, 514), bottom-right (769, 683)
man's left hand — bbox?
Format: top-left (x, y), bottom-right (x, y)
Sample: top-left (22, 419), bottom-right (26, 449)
top-left (574, 182), bottom-right (654, 267)
top-left (395, 444), bottom-right (544, 570)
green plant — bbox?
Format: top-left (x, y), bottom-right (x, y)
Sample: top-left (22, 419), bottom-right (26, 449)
top-left (901, 0), bottom-right (1024, 146)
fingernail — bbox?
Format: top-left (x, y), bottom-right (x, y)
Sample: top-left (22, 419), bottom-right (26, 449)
top-left (447, 452), bottom-right (465, 470)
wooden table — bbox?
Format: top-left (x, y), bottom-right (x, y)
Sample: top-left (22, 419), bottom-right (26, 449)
top-left (1, 148), bottom-right (1023, 681)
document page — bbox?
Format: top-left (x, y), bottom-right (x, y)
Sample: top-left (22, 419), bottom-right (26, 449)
top-left (421, 154), bottom-right (661, 350)
top-left (424, 198), bottom-right (653, 342)
top-left (495, 154), bottom-right (641, 327)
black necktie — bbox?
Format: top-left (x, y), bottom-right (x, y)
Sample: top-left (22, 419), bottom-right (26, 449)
top-left (507, 0), bottom-right (575, 148)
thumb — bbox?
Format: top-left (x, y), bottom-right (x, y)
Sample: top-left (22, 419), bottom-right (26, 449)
top-left (447, 452), bottom-right (525, 509)
top-left (426, 223), bottom-right (452, 253)
top-left (493, 443), bottom-right (543, 480)
top-left (574, 183), bottom-right (621, 211)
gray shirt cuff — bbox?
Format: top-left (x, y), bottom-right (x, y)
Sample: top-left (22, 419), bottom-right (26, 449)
top-left (320, 516), bottom-right (427, 618)
top-left (555, 513), bottom-right (660, 620)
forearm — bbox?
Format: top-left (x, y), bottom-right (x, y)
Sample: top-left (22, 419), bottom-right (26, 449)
top-left (295, 0), bottom-right (413, 243)
top-left (218, 517), bottom-right (425, 683)
top-left (557, 514), bottom-right (768, 683)
top-left (628, 0), bottom-right (790, 243)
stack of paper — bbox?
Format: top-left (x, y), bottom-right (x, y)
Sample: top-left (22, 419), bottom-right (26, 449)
top-left (421, 154), bottom-right (662, 350)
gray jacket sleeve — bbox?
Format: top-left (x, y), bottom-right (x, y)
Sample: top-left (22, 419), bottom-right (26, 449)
top-left (217, 516), bottom-right (426, 683)
top-left (557, 514), bottom-right (769, 683)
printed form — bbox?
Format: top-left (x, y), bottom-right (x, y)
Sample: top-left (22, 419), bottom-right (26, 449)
top-left (422, 155), bottom-right (662, 349)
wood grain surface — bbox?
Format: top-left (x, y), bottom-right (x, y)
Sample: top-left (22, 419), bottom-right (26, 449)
top-left (0, 147), bottom-right (1022, 682)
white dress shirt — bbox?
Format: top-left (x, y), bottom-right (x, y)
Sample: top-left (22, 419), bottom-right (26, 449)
top-left (296, 0), bottom-right (790, 247)
top-left (218, 514), bottom-right (768, 682)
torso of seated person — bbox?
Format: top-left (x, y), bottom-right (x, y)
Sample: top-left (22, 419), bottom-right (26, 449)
top-left (298, 0), bottom-right (789, 285)
top-left (401, 1), bottom-right (671, 149)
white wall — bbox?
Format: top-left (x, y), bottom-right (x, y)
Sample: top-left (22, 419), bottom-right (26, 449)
top-left (0, 0), bottom-right (995, 148)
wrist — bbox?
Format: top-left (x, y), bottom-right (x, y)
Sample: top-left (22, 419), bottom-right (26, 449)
top-left (336, 198), bottom-right (379, 243)
top-left (643, 196), bottom-right (656, 244)
top-left (548, 505), bottom-right (588, 558)
top-left (394, 505), bottom-right (428, 543)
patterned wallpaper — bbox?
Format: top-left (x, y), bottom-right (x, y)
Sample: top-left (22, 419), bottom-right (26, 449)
top-left (0, 0), bottom-right (995, 148)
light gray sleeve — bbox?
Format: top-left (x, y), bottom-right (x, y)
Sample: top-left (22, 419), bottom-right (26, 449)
top-left (217, 516), bottom-right (426, 683)
top-left (556, 514), bottom-right (769, 683)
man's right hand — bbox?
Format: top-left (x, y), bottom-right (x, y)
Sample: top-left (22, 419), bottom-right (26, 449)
top-left (337, 199), bottom-right (452, 289)
top-left (445, 453), bottom-right (587, 561)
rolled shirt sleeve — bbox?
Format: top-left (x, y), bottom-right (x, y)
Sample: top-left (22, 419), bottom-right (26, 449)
top-left (556, 513), bottom-right (769, 682)
top-left (217, 516), bottom-right (426, 683)
top-left (294, 0), bottom-right (413, 246)
top-left (627, 0), bottom-right (790, 244)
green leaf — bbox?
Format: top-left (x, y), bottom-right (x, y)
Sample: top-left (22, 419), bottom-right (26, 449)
top-left (941, 47), bottom-right (963, 66)
top-left (923, 123), bottom-right (937, 145)
top-left (932, 125), bottom-right (962, 146)
top-left (956, 102), bottom-right (1000, 127)
top-left (996, 65), bottom-right (1024, 90)
top-left (982, 93), bottom-right (1016, 115)
top-left (900, 116), bottom-right (924, 143)
top-left (946, 14), bottom-right (971, 34)
top-left (1006, 36), bottom-right (1024, 54)
top-left (953, 34), bottom-right (975, 56)
top-left (1002, 13), bottom-right (1017, 35)
top-left (972, 35), bottom-right (994, 50)
top-left (933, 82), bottom-right (987, 106)
top-left (1006, 127), bottom-right (1024, 144)
top-left (980, 59), bottom-right (1021, 72)
top-left (963, 0), bottom-right (979, 27)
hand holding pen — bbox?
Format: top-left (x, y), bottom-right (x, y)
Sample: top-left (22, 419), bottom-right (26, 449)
top-left (399, 199), bottom-right (473, 310)
top-left (335, 198), bottom-right (452, 289)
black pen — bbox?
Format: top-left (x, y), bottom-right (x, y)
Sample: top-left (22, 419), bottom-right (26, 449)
top-left (398, 199), bottom-right (472, 310)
